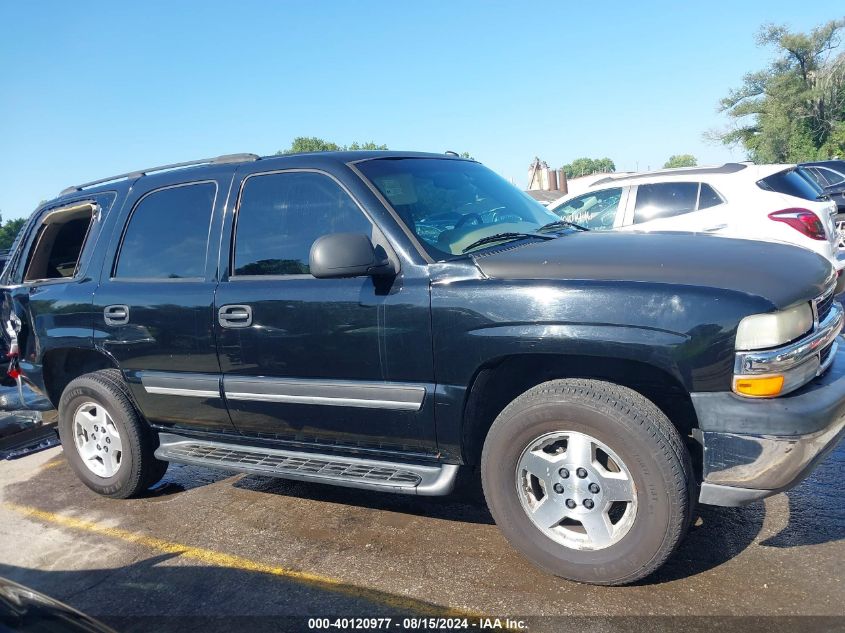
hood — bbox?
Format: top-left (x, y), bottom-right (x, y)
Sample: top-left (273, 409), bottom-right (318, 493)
top-left (472, 231), bottom-right (834, 309)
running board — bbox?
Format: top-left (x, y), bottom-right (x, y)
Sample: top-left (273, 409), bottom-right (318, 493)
top-left (154, 433), bottom-right (459, 496)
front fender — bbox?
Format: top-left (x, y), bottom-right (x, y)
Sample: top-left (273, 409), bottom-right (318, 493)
top-left (432, 279), bottom-right (760, 389)
top-left (464, 322), bottom-right (688, 385)
top-left (430, 278), bottom-right (767, 460)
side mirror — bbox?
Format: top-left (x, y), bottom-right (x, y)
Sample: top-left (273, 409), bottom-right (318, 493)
top-left (309, 233), bottom-right (394, 279)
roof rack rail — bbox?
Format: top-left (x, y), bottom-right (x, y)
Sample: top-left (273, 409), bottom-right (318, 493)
top-left (59, 153), bottom-right (260, 196)
top-left (589, 162), bottom-right (748, 187)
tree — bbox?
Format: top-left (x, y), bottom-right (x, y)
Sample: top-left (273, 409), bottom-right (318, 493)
top-left (277, 137), bottom-right (388, 155)
top-left (663, 154), bottom-right (698, 168)
top-left (347, 141), bottom-right (389, 151)
top-left (713, 19), bottom-right (845, 162)
top-left (561, 157), bottom-right (616, 178)
top-left (0, 214), bottom-right (25, 251)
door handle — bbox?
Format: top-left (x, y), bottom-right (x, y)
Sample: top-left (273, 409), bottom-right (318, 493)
top-left (104, 305), bottom-right (129, 326)
top-left (218, 304), bottom-right (252, 328)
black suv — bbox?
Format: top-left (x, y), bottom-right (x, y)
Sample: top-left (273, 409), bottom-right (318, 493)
top-left (2, 151), bottom-right (844, 585)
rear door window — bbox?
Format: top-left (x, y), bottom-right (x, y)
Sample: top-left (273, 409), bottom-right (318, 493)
top-left (633, 182), bottom-right (699, 223)
top-left (115, 182), bottom-right (216, 279)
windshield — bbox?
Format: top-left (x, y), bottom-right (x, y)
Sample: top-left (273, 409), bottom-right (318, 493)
top-left (357, 158), bottom-right (559, 259)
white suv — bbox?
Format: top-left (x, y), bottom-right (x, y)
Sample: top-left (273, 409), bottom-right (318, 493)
top-left (548, 163), bottom-right (844, 285)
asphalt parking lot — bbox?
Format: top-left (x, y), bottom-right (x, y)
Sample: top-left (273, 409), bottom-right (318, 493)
top-left (0, 435), bottom-right (843, 632)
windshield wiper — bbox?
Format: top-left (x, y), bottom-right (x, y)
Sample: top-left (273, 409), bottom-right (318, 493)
top-left (462, 232), bottom-right (554, 254)
top-left (537, 219), bottom-right (589, 232)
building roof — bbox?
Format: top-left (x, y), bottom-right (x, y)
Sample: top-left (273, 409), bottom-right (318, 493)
top-left (524, 189), bottom-right (564, 205)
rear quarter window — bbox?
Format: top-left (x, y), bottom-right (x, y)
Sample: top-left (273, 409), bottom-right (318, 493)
top-left (697, 183), bottom-right (723, 210)
top-left (757, 169), bottom-right (822, 201)
top-left (7, 192), bottom-right (116, 284)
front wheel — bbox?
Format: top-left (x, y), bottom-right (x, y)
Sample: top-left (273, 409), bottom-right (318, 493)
top-left (481, 379), bottom-right (693, 585)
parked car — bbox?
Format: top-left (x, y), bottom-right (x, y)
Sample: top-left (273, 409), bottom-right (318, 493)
top-left (0, 384), bottom-right (58, 460)
top-left (547, 163), bottom-right (845, 290)
top-left (2, 152), bottom-right (844, 586)
top-left (799, 161), bottom-right (845, 247)
top-left (0, 576), bottom-right (114, 632)
top-left (558, 171), bottom-right (632, 198)
top-left (800, 159), bottom-right (845, 189)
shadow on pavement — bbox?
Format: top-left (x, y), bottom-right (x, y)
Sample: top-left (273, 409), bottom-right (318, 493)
top-left (232, 463), bottom-right (496, 526)
top-left (236, 464), bottom-right (769, 586)
top-left (7, 438), bottom-right (843, 587)
top-left (649, 439), bottom-right (844, 583)
top-left (761, 441), bottom-right (845, 548)
top-left (0, 555), bottom-right (451, 632)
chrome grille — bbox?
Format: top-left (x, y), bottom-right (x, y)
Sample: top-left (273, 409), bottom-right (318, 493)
top-left (167, 443), bottom-right (422, 486)
top-left (815, 288), bottom-right (835, 324)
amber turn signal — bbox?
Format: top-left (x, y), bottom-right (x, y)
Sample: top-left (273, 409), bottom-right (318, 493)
top-left (733, 375), bottom-right (785, 397)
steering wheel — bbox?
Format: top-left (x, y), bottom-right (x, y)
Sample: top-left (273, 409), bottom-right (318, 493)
top-left (455, 213), bottom-right (483, 229)
top-left (486, 207), bottom-right (512, 223)
top-left (594, 208), bottom-right (615, 229)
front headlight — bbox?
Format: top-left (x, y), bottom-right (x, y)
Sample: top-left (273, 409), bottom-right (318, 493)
top-left (735, 303), bottom-right (813, 351)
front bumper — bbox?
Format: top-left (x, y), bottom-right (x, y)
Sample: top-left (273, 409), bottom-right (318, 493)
top-left (692, 343), bottom-right (845, 506)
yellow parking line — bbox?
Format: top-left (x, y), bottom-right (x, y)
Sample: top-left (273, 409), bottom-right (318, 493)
top-left (3, 502), bottom-right (480, 618)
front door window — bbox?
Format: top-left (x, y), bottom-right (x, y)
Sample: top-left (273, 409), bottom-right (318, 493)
top-left (554, 188), bottom-right (623, 230)
top-left (233, 172), bottom-right (372, 277)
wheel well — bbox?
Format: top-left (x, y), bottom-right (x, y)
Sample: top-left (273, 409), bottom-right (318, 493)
top-left (461, 354), bottom-right (699, 468)
top-left (42, 348), bottom-right (119, 408)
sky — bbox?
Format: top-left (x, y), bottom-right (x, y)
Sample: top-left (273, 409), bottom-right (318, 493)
top-left (1, 1), bottom-right (843, 219)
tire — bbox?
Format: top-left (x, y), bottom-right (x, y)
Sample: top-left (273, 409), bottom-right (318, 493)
top-left (57, 369), bottom-right (168, 498)
top-left (481, 378), bottom-right (693, 585)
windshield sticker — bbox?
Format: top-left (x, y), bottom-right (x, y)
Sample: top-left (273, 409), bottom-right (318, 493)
top-left (381, 179), bottom-right (403, 198)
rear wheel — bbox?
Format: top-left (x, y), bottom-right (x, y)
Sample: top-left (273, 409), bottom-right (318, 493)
top-left (58, 369), bottom-right (168, 498)
top-left (481, 378), bottom-right (693, 585)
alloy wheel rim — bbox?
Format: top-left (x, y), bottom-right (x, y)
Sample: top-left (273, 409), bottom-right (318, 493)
top-left (73, 402), bottom-right (123, 478)
top-left (515, 430), bottom-right (637, 551)
top-left (836, 220), bottom-right (845, 249)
